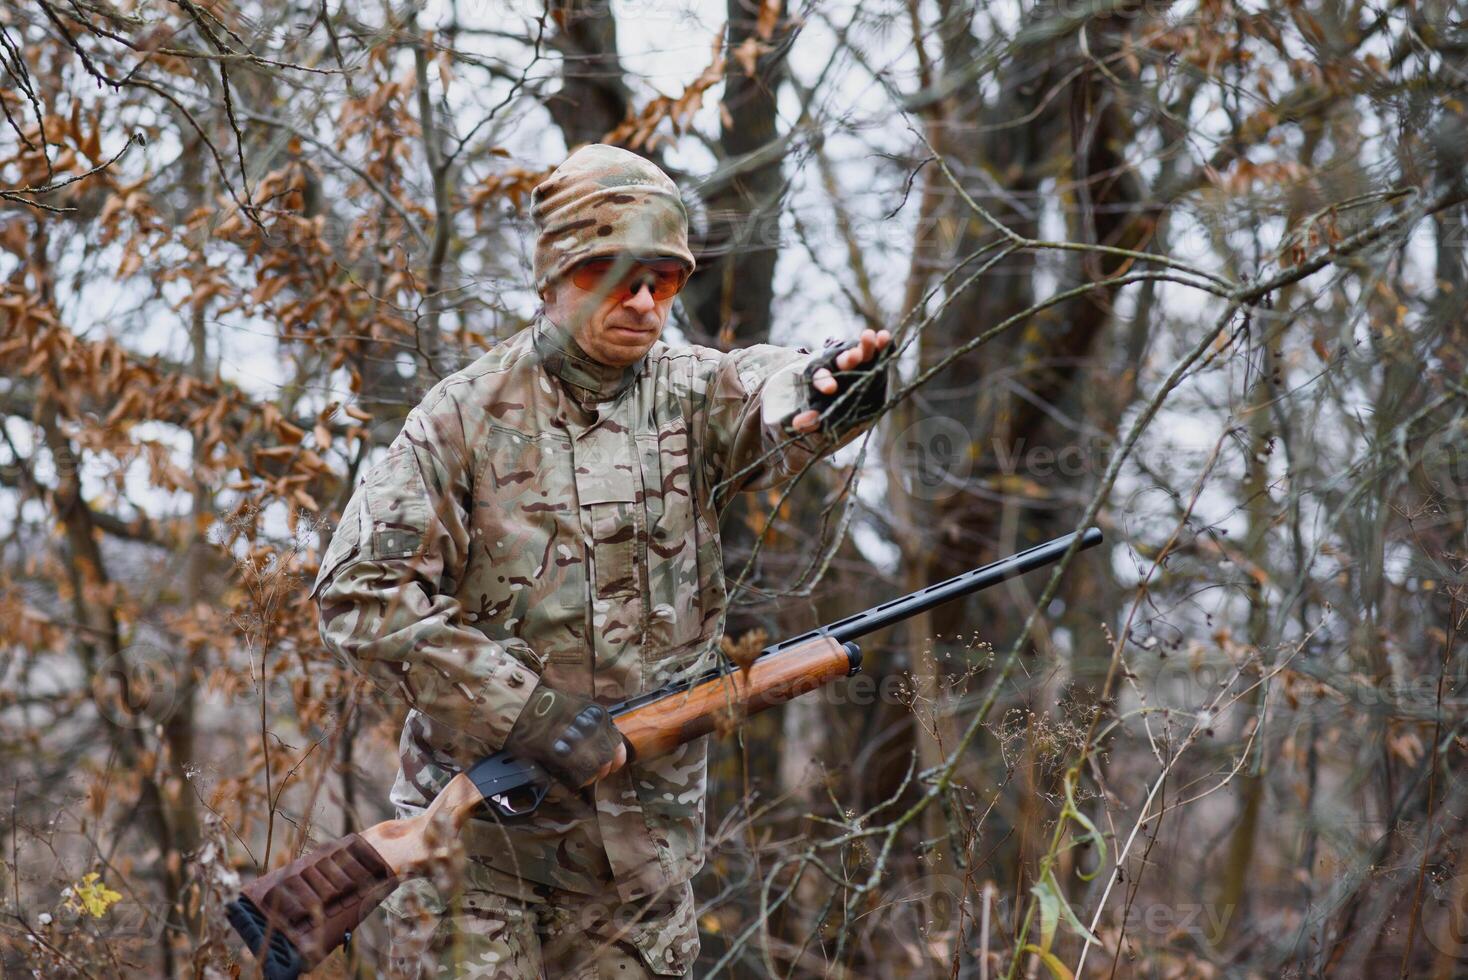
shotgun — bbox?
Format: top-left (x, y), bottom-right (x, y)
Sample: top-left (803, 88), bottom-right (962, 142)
top-left (227, 526), bottom-right (1103, 978)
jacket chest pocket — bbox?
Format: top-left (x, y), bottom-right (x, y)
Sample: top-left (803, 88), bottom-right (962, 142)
top-left (575, 433), bottom-right (643, 601)
top-left (640, 416), bottom-right (709, 656)
top-left (471, 431), bottom-right (587, 658)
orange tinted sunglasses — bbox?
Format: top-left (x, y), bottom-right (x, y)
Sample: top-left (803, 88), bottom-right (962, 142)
top-left (567, 255), bottom-right (690, 301)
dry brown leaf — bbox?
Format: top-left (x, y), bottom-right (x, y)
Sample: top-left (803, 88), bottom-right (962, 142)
top-left (275, 419), bottom-right (306, 444)
top-left (755, 0), bottom-right (780, 40)
top-left (733, 36), bottom-right (767, 76)
top-left (720, 628), bottom-right (768, 672)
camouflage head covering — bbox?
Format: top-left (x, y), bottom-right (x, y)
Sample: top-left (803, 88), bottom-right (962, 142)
top-left (531, 144), bottom-right (695, 292)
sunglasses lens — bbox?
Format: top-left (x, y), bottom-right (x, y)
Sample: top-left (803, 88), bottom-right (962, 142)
top-left (642, 260), bottom-right (688, 300)
top-left (567, 257), bottom-right (688, 299)
top-left (569, 258), bottom-right (618, 292)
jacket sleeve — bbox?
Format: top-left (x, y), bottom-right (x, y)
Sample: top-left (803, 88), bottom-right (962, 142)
top-left (697, 341), bottom-right (889, 510)
top-left (311, 389), bottom-right (540, 759)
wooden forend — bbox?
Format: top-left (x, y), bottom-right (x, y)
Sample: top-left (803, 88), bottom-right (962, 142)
top-left (614, 636), bottom-right (852, 761)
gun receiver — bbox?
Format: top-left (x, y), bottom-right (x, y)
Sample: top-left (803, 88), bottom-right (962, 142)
top-left (227, 527), bottom-right (1103, 978)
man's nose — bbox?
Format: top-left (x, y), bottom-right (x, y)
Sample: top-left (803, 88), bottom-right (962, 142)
top-left (623, 281), bottom-right (656, 313)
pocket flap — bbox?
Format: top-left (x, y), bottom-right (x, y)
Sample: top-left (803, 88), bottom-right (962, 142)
top-left (575, 462), bottom-right (639, 506)
top-left (574, 426), bottom-right (639, 505)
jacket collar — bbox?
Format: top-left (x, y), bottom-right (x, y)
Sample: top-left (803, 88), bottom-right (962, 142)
top-left (532, 314), bottom-right (644, 404)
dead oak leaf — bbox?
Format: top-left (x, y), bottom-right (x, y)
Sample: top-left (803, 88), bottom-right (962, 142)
top-left (755, 0), bottom-right (781, 40)
top-left (733, 36), bottom-right (770, 77)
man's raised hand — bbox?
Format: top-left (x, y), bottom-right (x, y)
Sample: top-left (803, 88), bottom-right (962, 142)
top-left (790, 328), bottom-right (893, 434)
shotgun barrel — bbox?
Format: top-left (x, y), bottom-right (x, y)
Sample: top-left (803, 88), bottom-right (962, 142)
top-left (785, 524), bottom-right (1104, 645)
top-left (605, 525), bottom-right (1106, 718)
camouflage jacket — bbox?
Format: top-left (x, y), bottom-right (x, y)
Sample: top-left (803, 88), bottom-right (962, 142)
top-left (312, 315), bottom-right (885, 904)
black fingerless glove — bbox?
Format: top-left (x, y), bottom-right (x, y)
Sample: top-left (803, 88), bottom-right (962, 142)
top-left (794, 338), bottom-right (890, 435)
top-left (505, 681), bottom-right (623, 788)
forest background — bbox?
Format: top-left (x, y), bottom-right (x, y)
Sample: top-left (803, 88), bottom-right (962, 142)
top-left (2, 0), bottom-right (1467, 977)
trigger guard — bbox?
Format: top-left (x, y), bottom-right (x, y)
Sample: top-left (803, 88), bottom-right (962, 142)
top-left (486, 780), bottom-right (549, 819)
top-left (466, 751), bottom-right (552, 821)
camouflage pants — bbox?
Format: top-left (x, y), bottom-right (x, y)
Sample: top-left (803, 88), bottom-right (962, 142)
top-left (376, 876), bottom-right (699, 979)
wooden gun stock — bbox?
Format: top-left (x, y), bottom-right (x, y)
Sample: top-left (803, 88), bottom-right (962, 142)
top-left (227, 636), bottom-right (860, 980)
top-left (227, 527), bottom-right (1102, 978)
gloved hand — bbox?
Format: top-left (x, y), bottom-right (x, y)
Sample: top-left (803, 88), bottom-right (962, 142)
top-left (505, 681), bottom-right (626, 788)
top-left (788, 328), bottom-right (892, 435)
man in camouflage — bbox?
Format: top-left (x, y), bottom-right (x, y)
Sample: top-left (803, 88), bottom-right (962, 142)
top-left (313, 143), bottom-right (891, 978)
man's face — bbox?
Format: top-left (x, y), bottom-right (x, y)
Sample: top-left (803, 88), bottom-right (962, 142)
top-left (541, 255), bottom-right (686, 368)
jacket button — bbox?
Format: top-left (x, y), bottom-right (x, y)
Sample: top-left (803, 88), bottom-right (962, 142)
top-left (506, 673), bottom-right (525, 689)
top-left (665, 949), bottom-right (677, 964)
